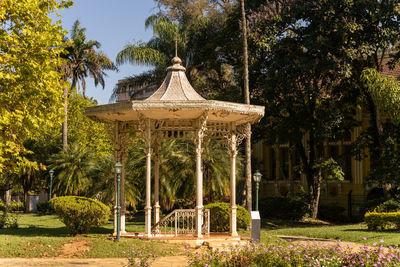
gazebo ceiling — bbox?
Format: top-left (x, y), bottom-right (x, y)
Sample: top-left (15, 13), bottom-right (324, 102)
top-left (86, 56), bottom-right (264, 125)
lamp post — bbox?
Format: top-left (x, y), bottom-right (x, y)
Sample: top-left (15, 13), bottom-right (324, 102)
top-left (253, 170), bottom-right (262, 211)
top-left (48, 169), bottom-right (54, 209)
top-left (115, 161), bottom-right (123, 241)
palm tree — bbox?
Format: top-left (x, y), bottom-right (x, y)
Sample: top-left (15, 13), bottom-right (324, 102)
top-left (124, 139), bottom-right (242, 212)
top-left (49, 143), bottom-right (96, 196)
top-left (61, 20), bottom-right (117, 151)
top-left (111, 16), bottom-right (182, 101)
top-left (89, 154), bottom-right (141, 209)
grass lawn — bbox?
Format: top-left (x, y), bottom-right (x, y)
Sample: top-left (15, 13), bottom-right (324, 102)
top-left (263, 220), bottom-right (400, 247)
top-left (0, 213), bottom-right (181, 258)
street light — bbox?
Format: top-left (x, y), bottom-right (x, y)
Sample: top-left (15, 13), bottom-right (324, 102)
top-left (115, 161), bottom-right (123, 241)
top-left (253, 170), bottom-right (263, 211)
top-left (48, 169), bottom-right (54, 211)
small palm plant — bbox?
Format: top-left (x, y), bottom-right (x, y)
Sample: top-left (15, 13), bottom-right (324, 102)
top-left (49, 143), bottom-right (96, 196)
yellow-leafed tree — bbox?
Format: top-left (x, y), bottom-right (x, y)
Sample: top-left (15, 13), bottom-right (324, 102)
top-left (0, 0), bottom-right (72, 173)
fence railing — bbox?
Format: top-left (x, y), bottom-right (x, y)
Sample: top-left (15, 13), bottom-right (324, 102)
top-left (151, 209), bottom-right (210, 237)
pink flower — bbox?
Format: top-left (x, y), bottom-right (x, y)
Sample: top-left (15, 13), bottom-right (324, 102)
top-left (380, 239), bottom-right (384, 243)
top-left (363, 237), bottom-right (367, 241)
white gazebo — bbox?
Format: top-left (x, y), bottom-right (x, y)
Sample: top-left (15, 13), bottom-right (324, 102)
top-left (86, 56), bottom-right (264, 238)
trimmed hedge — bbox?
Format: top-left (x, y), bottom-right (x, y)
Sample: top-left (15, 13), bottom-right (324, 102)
top-left (259, 196), bottom-right (309, 220)
top-left (204, 202), bottom-right (250, 232)
top-left (50, 196), bottom-right (110, 235)
top-left (365, 211), bottom-right (400, 230)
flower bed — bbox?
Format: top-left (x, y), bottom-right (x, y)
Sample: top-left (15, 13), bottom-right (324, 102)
top-left (188, 239), bottom-right (400, 267)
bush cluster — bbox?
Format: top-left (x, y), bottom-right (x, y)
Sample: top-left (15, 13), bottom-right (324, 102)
top-left (365, 211), bottom-right (400, 230)
top-left (204, 202), bottom-right (250, 232)
top-left (0, 211), bottom-right (18, 229)
top-left (50, 196), bottom-right (110, 235)
top-left (258, 196), bottom-right (309, 220)
top-left (0, 200), bottom-right (24, 213)
top-left (6, 201), bottom-right (24, 212)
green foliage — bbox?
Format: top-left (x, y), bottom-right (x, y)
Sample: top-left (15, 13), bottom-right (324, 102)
top-left (0, 211), bottom-right (18, 229)
top-left (67, 93), bottom-right (112, 155)
top-left (0, 200), bottom-right (5, 212)
top-left (0, 212), bottom-right (6, 228)
top-left (204, 202), bottom-right (250, 232)
top-left (0, 0), bottom-right (72, 173)
top-left (259, 197), bottom-right (309, 220)
top-left (62, 20), bottom-right (117, 97)
top-left (49, 143), bottom-right (96, 196)
top-left (361, 68), bottom-right (400, 125)
top-left (374, 199), bottom-right (400, 213)
top-left (50, 196), bottom-right (110, 235)
top-left (318, 203), bottom-right (345, 222)
top-left (36, 202), bottom-right (50, 215)
top-left (365, 211), bottom-right (400, 231)
top-left (7, 201), bottom-right (24, 212)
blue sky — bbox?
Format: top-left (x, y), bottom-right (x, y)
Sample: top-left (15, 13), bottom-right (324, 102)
top-left (54, 0), bottom-right (158, 104)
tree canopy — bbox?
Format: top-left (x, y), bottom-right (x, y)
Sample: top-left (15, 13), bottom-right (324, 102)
top-left (0, 0), bottom-right (72, 173)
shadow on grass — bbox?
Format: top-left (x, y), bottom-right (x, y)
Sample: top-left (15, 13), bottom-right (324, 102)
top-left (0, 213), bottom-right (145, 237)
top-left (0, 226), bottom-right (116, 237)
top-left (343, 228), bottom-right (400, 233)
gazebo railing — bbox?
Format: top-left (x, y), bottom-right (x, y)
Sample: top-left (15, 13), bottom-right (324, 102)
top-left (151, 209), bottom-right (210, 236)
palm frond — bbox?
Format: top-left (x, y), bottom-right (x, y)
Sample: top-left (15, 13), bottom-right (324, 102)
top-left (116, 42), bottom-right (168, 66)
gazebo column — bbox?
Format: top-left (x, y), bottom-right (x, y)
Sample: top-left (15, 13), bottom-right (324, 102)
top-left (228, 125), bottom-right (238, 237)
top-left (154, 141), bottom-right (160, 227)
top-left (195, 115), bottom-right (207, 238)
top-left (144, 119), bottom-right (153, 237)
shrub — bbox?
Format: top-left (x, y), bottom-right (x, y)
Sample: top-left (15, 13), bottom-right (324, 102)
top-left (365, 211), bottom-right (400, 230)
top-left (7, 201), bottom-right (24, 212)
top-left (37, 201), bottom-right (50, 215)
top-left (0, 200), bottom-right (5, 212)
top-left (318, 203), bottom-right (345, 222)
top-left (204, 202), bottom-right (250, 232)
top-left (0, 211), bottom-right (18, 229)
top-left (258, 196), bottom-right (309, 220)
top-left (50, 196), bottom-right (110, 235)
top-left (374, 199), bottom-right (400, 213)
top-left (0, 211), bottom-right (6, 228)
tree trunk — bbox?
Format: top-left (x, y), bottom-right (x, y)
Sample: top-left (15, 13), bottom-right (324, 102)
top-left (240, 0), bottom-right (252, 213)
top-left (308, 170), bottom-right (322, 219)
top-left (24, 189), bottom-right (29, 213)
top-left (5, 190), bottom-right (11, 205)
top-left (62, 87), bottom-right (68, 151)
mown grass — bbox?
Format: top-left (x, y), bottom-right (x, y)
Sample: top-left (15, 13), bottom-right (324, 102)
top-left (263, 220), bottom-right (400, 247)
top-left (0, 213), bottom-right (180, 258)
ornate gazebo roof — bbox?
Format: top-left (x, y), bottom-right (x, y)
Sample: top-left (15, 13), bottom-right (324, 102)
top-left (86, 56), bottom-right (264, 127)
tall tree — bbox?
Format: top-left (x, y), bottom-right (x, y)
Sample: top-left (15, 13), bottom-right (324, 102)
top-left (0, 0), bottom-right (71, 173)
top-left (61, 20), bottom-right (116, 151)
top-left (250, 0), bottom-right (357, 218)
top-left (240, 0), bottom-right (253, 212)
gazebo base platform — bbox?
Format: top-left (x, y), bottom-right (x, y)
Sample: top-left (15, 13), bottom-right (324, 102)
top-left (120, 232), bottom-right (247, 248)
